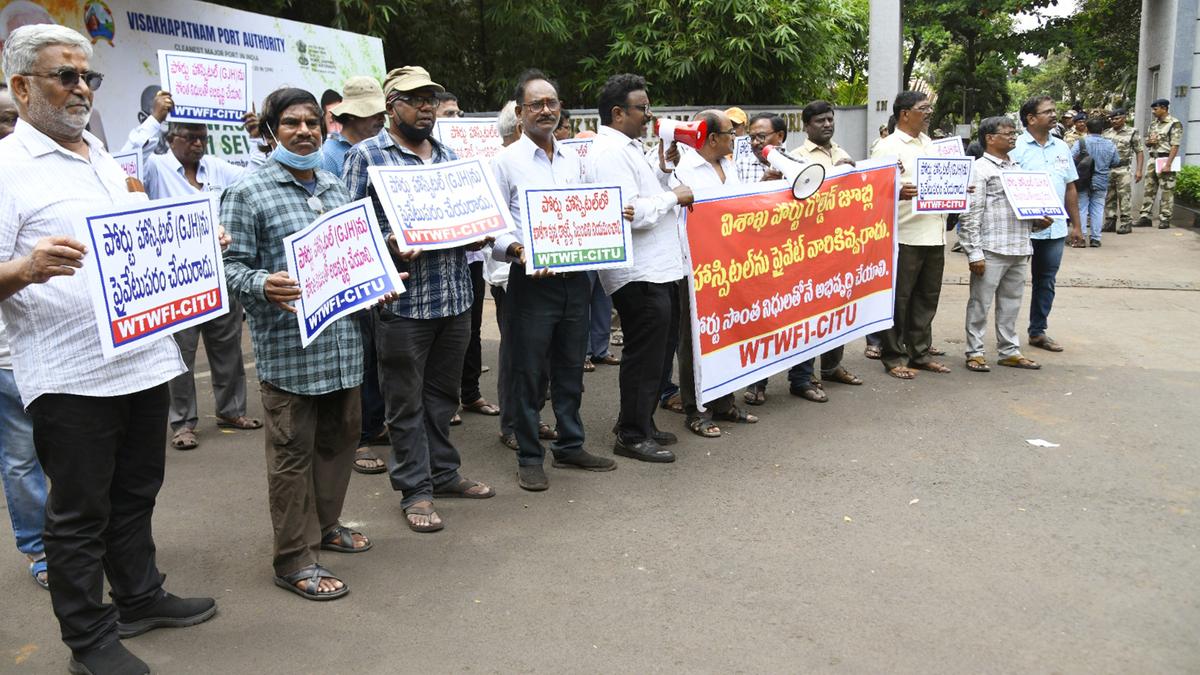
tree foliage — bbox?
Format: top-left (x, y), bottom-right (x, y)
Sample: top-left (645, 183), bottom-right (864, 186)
top-left (210, 0), bottom-right (864, 110)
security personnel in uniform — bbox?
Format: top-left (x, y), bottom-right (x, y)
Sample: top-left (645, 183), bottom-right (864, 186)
top-left (1102, 107), bottom-right (1144, 235)
top-left (1138, 98), bottom-right (1183, 229)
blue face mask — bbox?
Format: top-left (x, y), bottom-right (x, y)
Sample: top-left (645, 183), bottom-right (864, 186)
top-left (265, 124), bottom-right (322, 170)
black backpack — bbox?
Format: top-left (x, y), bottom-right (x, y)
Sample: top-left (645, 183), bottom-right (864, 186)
top-left (1074, 137), bottom-right (1094, 190)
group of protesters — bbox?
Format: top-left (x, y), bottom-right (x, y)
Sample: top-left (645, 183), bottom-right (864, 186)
top-left (0, 22), bottom-right (1184, 675)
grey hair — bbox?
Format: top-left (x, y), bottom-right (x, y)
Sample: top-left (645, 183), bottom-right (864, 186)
top-left (497, 100), bottom-right (518, 138)
top-left (978, 115), bottom-right (1016, 144)
top-left (3, 24), bottom-right (93, 89)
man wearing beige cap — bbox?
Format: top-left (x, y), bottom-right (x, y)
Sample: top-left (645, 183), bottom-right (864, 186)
top-left (343, 66), bottom-right (495, 534)
top-left (320, 75), bottom-right (385, 177)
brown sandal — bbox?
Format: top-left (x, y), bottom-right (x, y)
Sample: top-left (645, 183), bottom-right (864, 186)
top-left (887, 366), bottom-right (916, 380)
top-left (997, 355), bottom-right (1041, 370)
top-left (463, 398), bottom-right (500, 416)
top-left (825, 367), bottom-right (862, 385)
top-left (910, 361), bottom-right (951, 374)
top-left (965, 356), bottom-right (990, 372)
top-left (660, 393), bottom-right (685, 414)
top-left (404, 501), bottom-right (444, 533)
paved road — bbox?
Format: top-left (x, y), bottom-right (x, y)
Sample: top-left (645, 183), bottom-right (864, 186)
top-left (3, 221), bottom-right (1199, 674)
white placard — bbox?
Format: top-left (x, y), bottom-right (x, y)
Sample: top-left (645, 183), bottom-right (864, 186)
top-left (111, 149), bottom-right (142, 182)
top-left (282, 198), bottom-right (405, 347)
top-left (73, 193), bottom-right (228, 358)
top-left (433, 118), bottom-right (503, 162)
top-left (157, 50), bottom-right (252, 125)
top-left (366, 157), bottom-right (516, 251)
top-left (999, 171), bottom-right (1067, 219)
top-left (930, 136), bottom-right (966, 157)
top-left (915, 157), bottom-right (972, 213)
top-left (519, 184), bottom-right (631, 274)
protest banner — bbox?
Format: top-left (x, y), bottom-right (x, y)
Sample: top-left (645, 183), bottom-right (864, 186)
top-left (283, 198), bottom-right (404, 348)
top-left (433, 118), bottom-right (503, 162)
top-left (73, 193), bottom-right (227, 358)
top-left (519, 185), bottom-right (630, 274)
top-left (683, 159), bottom-right (898, 405)
top-left (999, 171), bottom-right (1067, 219)
top-left (560, 138), bottom-right (594, 182)
top-left (914, 156), bottom-right (972, 213)
top-left (930, 136), bottom-right (966, 157)
top-left (111, 149), bottom-right (141, 181)
top-left (157, 50), bottom-right (251, 124)
top-left (0, 0), bottom-right (385, 166)
top-left (367, 157), bottom-right (515, 251)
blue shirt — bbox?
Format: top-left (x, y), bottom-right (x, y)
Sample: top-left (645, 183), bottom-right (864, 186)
top-left (1070, 134), bottom-right (1121, 191)
top-left (320, 132), bottom-right (353, 177)
top-left (1011, 131), bottom-right (1078, 240)
top-left (342, 128), bottom-right (472, 320)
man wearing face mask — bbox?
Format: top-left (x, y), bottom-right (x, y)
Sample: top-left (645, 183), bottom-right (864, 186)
top-left (342, 66), bottom-right (495, 534)
top-left (0, 24), bottom-right (215, 675)
top-left (223, 87), bottom-right (373, 602)
top-left (119, 89), bottom-right (259, 453)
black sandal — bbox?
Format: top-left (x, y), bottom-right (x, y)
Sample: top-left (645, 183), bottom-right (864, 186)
top-left (320, 525), bottom-right (372, 553)
top-left (711, 406), bottom-right (758, 424)
top-left (686, 415), bottom-right (722, 438)
top-left (273, 563), bottom-right (348, 601)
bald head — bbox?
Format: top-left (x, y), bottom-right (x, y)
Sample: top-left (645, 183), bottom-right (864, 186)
top-left (693, 108), bottom-right (733, 161)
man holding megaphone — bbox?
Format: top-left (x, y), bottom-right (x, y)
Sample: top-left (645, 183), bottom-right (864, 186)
top-left (669, 109), bottom-right (761, 439)
top-left (591, 73), bottom-right (693, 464)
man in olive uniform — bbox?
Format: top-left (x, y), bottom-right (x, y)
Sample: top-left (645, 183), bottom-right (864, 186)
top-left (1063, 112), bottom-right (1086, 147)
top-left (1103, 108), bottom-right (1144, 235)
top-left (1138, 98), bottom-right (1183, 229)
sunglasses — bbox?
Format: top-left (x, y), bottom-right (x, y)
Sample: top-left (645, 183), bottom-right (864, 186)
top-left (26, 67), bottom-right (104, 91)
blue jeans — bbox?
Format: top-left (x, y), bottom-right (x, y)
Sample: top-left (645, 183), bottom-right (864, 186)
top-left (0, 368), bottom-right (47, 558)
top-left (585, 272), bottom-right (613, 359)
top-left (1029, 237), bottom-right (1065, 338)
top-left (1078, 184), bottom-right (1108, 240)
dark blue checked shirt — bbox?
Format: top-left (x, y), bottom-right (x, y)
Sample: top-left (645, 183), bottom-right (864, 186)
top-left (342, 129), bottom-right (472, 320)
top-left (221, 159), bottom-right (363, 395)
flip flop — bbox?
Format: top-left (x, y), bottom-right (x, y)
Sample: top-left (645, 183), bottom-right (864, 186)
top-left (404, 502), bottom-right (444, 533)
top-left (910, 361), bottom-right (951, 374)
top-left (965, 356), bottom-right (990, 372)
top-left (887, 366), bottom-right (916, 380)
top-left (463, 398), bottom-right (500, 416)
top-left (216, 415), bottom-right (263, 429)
top-left (320, 525), bottom-right (372, 553)
top-left (998, 355), bottom-right (1041, 370)
top-left (273, 564), bottom-right (348, 601)
top-left (352, 447), bottom-right (387, 474)
top-left (432, 477), bottom-right (495, 499)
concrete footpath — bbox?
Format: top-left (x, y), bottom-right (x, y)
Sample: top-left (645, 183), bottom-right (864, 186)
top-left (3, 219), bottom-right (1199, 674)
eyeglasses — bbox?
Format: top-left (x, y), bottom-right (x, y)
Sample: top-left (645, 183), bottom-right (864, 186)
top-left (521, 98), bottom-right (562, 113)
top-left (394, 94), bottom-right (441, 110)
top-left (441, 110), bottom-right (465, 118)
top-left (171, 133), bottom-right (209, 145)
top-left (748, 133), bottom-right (775, 142)
top-left (1037, 109), bottom-right (1058, 117)
top-left (989, 131), bottom-right (1018, 138)
top-left (622, 104), bottom-right (651, 116)
top-left (25, 67), bottom-right (104, 91)
top-left (909, 105), bottom-right (933, 114)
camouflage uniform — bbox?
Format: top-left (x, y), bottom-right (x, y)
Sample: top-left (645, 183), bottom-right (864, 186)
top-left (1063, 128), bottom-right (1083, 147)
top-left (1102, 125), bottom-right (1143, 232)
top-left (1139, 114), bottom-right (1183, 227)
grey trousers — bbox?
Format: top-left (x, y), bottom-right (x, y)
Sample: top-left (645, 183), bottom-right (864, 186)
top-left (375, 308), bottom-right (469, 509)
top-left (168, 300), bottom-right (247, 431)
top-left (965, 251), bottom-right (1029, 359)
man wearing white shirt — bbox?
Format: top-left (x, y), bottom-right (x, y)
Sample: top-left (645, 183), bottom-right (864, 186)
top-left (670, 109), bottom-right (759, 438)
top-left (590, 73), bottom-right (692, 463)
top-left (0, 25), bottom-right (215, 675)
top-left (870, 91), bottom-right (950, 380)
top-left (121, 90), bottom-right (260, 452)
top-left (491, 70), bottom-right (616, 490)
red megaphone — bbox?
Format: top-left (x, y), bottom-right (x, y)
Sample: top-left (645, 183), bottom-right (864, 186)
top-left (653, 118), bottom-right (708, 150)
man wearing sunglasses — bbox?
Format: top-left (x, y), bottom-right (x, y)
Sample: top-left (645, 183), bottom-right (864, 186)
top-left (120, 90), bottom-right (259, 454)
top-left (0, 24), bottom-right (215, 675)
top-left (343, 66), bottom-right (495, 534)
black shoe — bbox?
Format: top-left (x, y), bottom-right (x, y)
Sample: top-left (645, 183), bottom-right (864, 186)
top-left (116, 592), bottom-right (216, 639)
top-left (1102, 223), bottom-right (1115, 233)
top-left (1157, 222), bottom-right (1170, 229)
top-left (1116, 226), bottom-right (1131, 235)
top-left (612, 424), bottom-right (677, 446)
top-left (553, 450), bottom-right (617, 471)
top-left (613, 437), bottom-right (676, 463)
top-left (1136, 216), bottom-right (1152, 227)
top-left (1089, 238), bottom-right (1101, 247)
top-left (69, 641), bottom-right (149, 675)
top-left (517, 465), bottom-right (549, 491)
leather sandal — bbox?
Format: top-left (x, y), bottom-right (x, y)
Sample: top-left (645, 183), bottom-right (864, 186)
top-left (965, 355), bottom-right (990, 372)
top-left (825, 367), bottom-right (862, 385)
top-left (463, 398), bottom-right (500, 416)
top-left (1028, 335), bottom-right (1063, 352)
top-left (216, 415), bottom-right (263, 429)
top-left (320, 525), bottom-right (372, 553)
top-left (273, 564), bottom-right (348, 601)
top-left (998, 354), bottom-right (1041, 370)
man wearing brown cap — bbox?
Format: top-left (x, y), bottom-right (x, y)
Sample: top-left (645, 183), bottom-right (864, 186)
top-left (320, 76), bottom-right (385, 177)
top-left (342, 66), bottom-right (494, 534)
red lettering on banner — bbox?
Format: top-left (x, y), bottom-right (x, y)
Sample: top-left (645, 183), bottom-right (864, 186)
top-left (110, 289), bottom-right (222, 344)
top-left (401, 216), bottom-right (503, 244)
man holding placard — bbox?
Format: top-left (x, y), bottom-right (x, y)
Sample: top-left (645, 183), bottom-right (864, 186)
top-left (0, 25), bottom-right (216, 674)
top-left (343, 66), bottom-right (495, 533)
top-left (120, 89), bottom-right (260, 452)
top-left (1011, 96), bottom-right (1084, 353)
top-left (491, 69), bottom-right (618, 491)
top-left (223, 87), bottom-right (372, 601)
top-left (870, 91), bottom-right (950, 379)
top-left (959, 116), bottom-right (1051, 372)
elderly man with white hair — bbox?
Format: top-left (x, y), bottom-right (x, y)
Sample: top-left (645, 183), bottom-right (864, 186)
top-left (0, 24), bottom-right (215, 675)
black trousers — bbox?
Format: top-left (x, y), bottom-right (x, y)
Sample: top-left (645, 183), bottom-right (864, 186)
top-left (29, 385), bottom-right (170, 653)
top-left (461, 260), bottom-right (486, 404)
top-left (358, 311), bottom-right (386, 445)
top-left (881, 244), bottom-right (945, 370)
top-left (611, 280), bottom-right (678, 443)
top-left (504, 266), bottom-right (591, 465)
